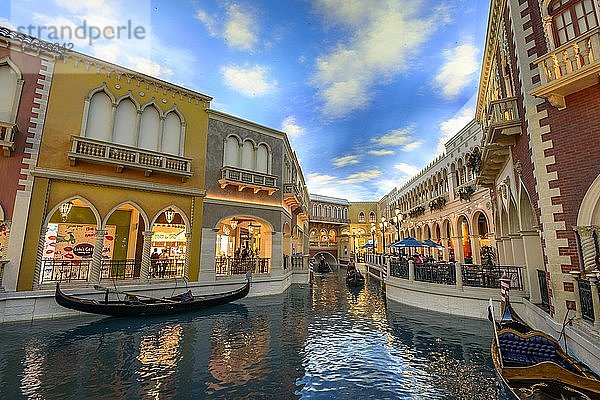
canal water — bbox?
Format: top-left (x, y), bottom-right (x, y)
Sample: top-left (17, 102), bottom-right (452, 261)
top-left (0, 269), bottom-right (509, 399)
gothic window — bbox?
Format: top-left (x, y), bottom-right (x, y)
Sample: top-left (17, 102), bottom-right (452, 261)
top-left (369, 212), bottom-right (376, 223)
top-left (550, 0), bottom-right (598, 46)
top-left (0, 60), bottom-right (22, 123)
top-left (113, 98), bottom-right (137, 146)
top-left (358, 212), bottom-right (365, 223)
top-left (256, 144), bottom-right (269, 173)
top-left (138, 104), bottom-right (160, 151)
top-left (162, 111), bottom-right (183, 155)
top-left (85, 90), bottom-right (113, 141)
top-left (241, 140), bottom-right (255, 170)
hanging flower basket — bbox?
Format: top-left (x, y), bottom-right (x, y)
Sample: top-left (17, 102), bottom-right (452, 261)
top-left (457, 185), bottom-right (476, 201)
top-left (467, 148), bottom-right (482, 174)
top-left (409, 205), bottom-right (425, 218)
top-left (428, 196), bottom-right (447, 211)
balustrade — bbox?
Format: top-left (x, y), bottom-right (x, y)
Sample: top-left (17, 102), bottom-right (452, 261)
top-left (41, 259), bottom-right (91, 283)
top-left (215, 257), bottom-right (271, 276)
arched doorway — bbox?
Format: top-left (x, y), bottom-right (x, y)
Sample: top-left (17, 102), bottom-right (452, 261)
top-left (457, 215), bottom-right (472, 264)
top-left (150, 207), bottom-right (189, 279)
top-left (215, 216), bottom-right (273, 276)
top-left (472, 211), bottom-right (491, 265)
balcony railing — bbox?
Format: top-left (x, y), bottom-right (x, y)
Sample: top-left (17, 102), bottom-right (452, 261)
top-left (219, 166), bottom-right (278, 195)
top-left (283, 183), bottom-right (307, 213)
top-left (101, 259), bottom-right (140, 280)
top-left (291, 255), bottom-right (305, 270)
top-left (484, 97), bottom-right (521, 143)
top-left (309, 215), bottom-right (350, 224)
top-left (215, 257), bottom-right (270, 276)
top-left (390, 258), bottom-right (409, 279)
top-left (415, 262), bottom-right (456, 285)
top-left (68, 136), bottom-right (193, 180)
top-left (461, 264), bottom-right (524, 290)
top-left (0, 121), bottom-right (16, 157)
top-left (41, 259), bottom-right (91, 283)
top-left (531, 27), bottom-right (600, 109)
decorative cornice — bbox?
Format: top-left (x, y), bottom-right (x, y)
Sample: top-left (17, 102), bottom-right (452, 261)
top-left (30, 167), bottom-right (206, 196)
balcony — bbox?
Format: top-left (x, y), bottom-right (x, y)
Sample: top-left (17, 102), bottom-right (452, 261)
top-left (478, 97), bottom-right (521, 188)
top-left (283, 183), bottom-right (307, 213)
top-left (68, 136), bottom-right (193, 181)
top-left (219, 166), bottom-right (278, 195)
top-left (0, 121), bottom-right (16, 157)
top-left (309, 215), bottom-right (350, 225)
top-left (531, 27), bottom-right (600, 109)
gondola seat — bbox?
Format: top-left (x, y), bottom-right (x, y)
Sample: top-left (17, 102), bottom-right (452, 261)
top-left (498, 331), bottom-right (574, 372)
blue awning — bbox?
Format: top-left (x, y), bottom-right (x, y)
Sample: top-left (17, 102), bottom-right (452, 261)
top-left (389, 237), bottom-right (425, 248)
top-left (423, 239), bottom-right (443, 249)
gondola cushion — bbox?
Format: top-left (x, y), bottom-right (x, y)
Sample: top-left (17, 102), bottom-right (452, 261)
top-left (498, 332), bottom-right (571, 370)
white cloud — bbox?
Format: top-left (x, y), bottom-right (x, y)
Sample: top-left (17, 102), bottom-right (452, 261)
top-left (221, 65), bottom-right (277, 97)
top-left (371, 126), bottom-right (414, 146)
top-left (402, 140), bottom-right (423, 152)
top-left (332, 155), bottom-right (360, 167)
top-left (434, 43), bottom-right (479, 98)
top-left (223, 3), bottom-right (258, 51)
top-left (394, 162), bottom-right (420, 177)
top-left (437, 105), bottom-right (475, 154)
top-left (195, 9), bottom-right (218, 37)
top-left (341, 169), bottom-right (382, 184)
top-left (281, 116), bottom-right (304, 137)
top-left (368, 149), bottom-right (394, 156)
top-left (312, 0), bottom-right (449, 118)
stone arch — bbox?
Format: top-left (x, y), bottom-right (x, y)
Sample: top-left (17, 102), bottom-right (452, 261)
top-left (103, 201), bottom-right (150, 230)
top-left (151, 205), bottom-right (191, 232)
top-left (577, 173), bottom-right (600, 226)
top-left (508, 197), bottom-right (519, 234)
top-left (313, 251), bottom-right (337, 266)
top-left (224, 134), bottom-right (241, 167)
top-left (519, 183), bottom-right (538, 231)
top-left (44, 196), bottom-right (102, 228)
top-left (457, 214), bottom-right (472, 263)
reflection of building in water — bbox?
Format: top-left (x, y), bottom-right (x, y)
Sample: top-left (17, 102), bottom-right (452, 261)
top-left (136, 324), bottom-right (183, 396)
top-left (208, 316), bottom-right (270, 388)
top-left (20, 342), bottom-right (45, 398)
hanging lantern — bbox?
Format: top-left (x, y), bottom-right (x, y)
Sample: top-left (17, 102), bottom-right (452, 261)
top-left (165, 208), bottom-right (176, 224)
top-left (60, 201), bottom-right (73, 222)
top-left (230, 218), bottom-right (238, 230)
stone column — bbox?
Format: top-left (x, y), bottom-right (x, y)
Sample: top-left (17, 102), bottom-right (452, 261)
top-left (574, 226), bottom-right (598, 272)
top-left (522, 231), bottom-right (544, 303)
top-left (455, 262), bottom-right (463, 289)
top-left (140, 230), bottom-right (153, 280)
top-left (501, 236), bottom-right (514, 265)
top-left (496, 237), bottom-right (505, 265)
top-left (271, 231), bottom-right (283, 277)
top-left (408, 260), bottom-right (415, 282)
top-left (32, 224), bottom-right (49, 289)
top-left (569, 271), bottom-right (583, 320)
top-left (470, 236), bottom-right (480, 264)
top-left (89, 229), bottom-right (107, 283)
top-left (198, 228), bottom-right (217, 283)
top-left (453, 236), bottom-right (463, 263)
top-left (184, 232), bottom-right (192, 280)
top-left (509, 233), bottom-right (526, 266)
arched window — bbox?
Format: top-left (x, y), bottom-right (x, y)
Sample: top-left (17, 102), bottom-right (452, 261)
top-left (113, 98), bottom-right (137, 146)
top-left (256, 143), bottom-right (269, 173)
top-left (85, 91), bottom-right (113, 141)
top-left (358, 212), bottom-right (365, 223)
top-left (369, 212), bottom-right (376, 223)
top-left (550, 0), bottom-right (598, 46)
top-left (162, 111), bottom-right (182, 155)
top-left (224, 136), bottom-right (240, 167)
top-left (138, 104), bottom-right (160, 151)
top-left (0, 61), bottom-right (21, 122)
top-left (241, 140), bottom-right (255, 170)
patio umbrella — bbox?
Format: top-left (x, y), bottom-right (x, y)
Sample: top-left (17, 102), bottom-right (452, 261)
top-left (389, 237), bottom-right (425, 248)
top-left (360, 243), bottom-right (374, 249)
top-left (423, 239), bottom-right (443, 249)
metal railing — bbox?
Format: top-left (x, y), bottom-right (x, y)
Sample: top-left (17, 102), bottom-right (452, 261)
top-left (69, 136), bottom-right (192, 178)
top-left (100, 259), bottom-right (140, 280)
top-left (41, 259), bottom-right (91, 283)
top-left (578, 279), bottom-right (595, 323)
top-left (149, 259), bottom-right (185, 279)
top-left (537, 269), bottom-right (550, 312)
top-left (215, 257), bottom-right (270, 276)
top-left (389, 258), bottom-right (409, 279)
top-left (415, 262), bottom-right (456, 285)
top-left (461, 264), bottom-right (524, 290)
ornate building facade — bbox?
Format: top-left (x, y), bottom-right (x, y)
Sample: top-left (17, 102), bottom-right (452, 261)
top-left (476, 0), bottom-right (600, 369)
top-left (308, 194), bottom-right (350, 265)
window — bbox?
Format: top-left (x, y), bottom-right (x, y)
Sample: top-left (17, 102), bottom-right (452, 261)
top-left (358, 212), bottom-right (365, 223)
top-left (550, 0), bottom-right (598, 46)
top-left (369, 212), bottom-right (376, 223)
top-left (0, 59), bottom-right (22, 123)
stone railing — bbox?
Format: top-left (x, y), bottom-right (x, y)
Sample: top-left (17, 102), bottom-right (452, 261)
top-left (69, 136), bottom-right (193, 180)
top-left (484, 97), bottom-right (519, 132)
top-left (535, 27), bottom-right (600, 85)
top-left (219, 166), bottom-right (278, 195)
top-left (0, 121), bottom-right (17, 157)
top-left (309, 215), bottom-right (350, 224)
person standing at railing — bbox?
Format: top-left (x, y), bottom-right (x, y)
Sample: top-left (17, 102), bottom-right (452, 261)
top-left (158, 251), bottom-right (168, 278)
top-left (150, 248), bottom-right (159, 278)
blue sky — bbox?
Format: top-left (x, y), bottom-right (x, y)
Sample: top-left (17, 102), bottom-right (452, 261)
top-left (1, 0), bottom-right (489, 201)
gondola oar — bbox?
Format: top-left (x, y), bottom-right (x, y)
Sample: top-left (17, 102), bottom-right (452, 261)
top-left (93, 285), bottom-right (179, 303)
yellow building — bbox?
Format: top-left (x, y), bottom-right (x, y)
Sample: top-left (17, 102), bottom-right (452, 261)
top-left (18, 52), bottom-right (211, 291)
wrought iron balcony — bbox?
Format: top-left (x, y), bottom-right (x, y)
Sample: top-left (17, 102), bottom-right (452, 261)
top-left (219, 166), bottom-right (278, 195)
top-left (531, 27), bottom-right (600, 109)
top-left (0, 121), bottom-right (16, 157)
top-left (68, 136), bottom-right (193, 181)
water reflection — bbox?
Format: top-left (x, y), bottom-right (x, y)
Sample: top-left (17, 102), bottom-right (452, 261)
top-left (0, 273), bottom-right (506, 399)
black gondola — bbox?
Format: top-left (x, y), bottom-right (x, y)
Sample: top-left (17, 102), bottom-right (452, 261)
top-left (488, 299), bottom-right (600, 399)
top-left (55, 280), bottom-right (250, 317)
top-left (346, 269), bottom-right (365, 287)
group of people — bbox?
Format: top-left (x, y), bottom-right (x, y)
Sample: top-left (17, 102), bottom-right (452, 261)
top-left (150, 248), bottom-right (170, 278)
top-left (234, 247), bottom-right (258, 260)
top-left (396, 253), bottom-right (447, 264)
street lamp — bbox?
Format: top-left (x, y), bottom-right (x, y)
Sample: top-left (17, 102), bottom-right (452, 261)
top-left (370, 223), bottom-right (376, 254)
top-left (392, 207), bottom-right (403, 241)
top-left (379, 217), bottom-right (388, 255)
top-left (60, 201), bottom-right (73, 222)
